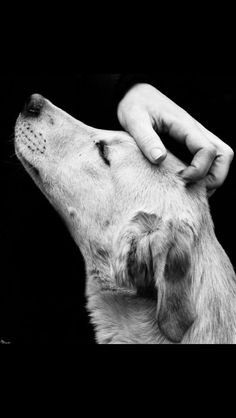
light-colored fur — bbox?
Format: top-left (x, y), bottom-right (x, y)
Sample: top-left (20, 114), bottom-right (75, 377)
top-left (14, 96), bottom-right (236, 344)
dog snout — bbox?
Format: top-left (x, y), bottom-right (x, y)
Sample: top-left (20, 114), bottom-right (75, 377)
top-left (22, 93), bottom-right (45, 117)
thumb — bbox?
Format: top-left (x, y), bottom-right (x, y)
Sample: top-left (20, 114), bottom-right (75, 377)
top-left (125, 114), bottom-right (167, 164)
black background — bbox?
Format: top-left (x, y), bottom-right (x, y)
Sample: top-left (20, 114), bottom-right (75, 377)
top-left (0, 74), bottom-right (235, 344)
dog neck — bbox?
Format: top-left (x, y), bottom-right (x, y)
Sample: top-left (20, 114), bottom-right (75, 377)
top-left (83, 226), bottom-right (236, 344)
top-left (183, 231), bottom-right (236, 344)
top-left (85, 268), bottom-right (166, 344)
top-left (81, 240), bottom-right (165, 344)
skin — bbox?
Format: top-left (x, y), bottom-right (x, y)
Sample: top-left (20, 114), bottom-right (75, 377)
top-left (117, 83), bottom-right (234, 195)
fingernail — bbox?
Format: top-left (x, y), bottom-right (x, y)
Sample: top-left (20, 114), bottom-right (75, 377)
top-left (177, 169), bottom-right (189, 180)
top-left (178, 169), bottom-right (191, 180)
top-left (150, 148), bottom-right (164, 162)
top-left (177, 169), bottom-right (192, 185)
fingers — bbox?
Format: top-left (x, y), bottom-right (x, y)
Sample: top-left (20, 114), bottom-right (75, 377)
top-left (181, 143), bottom-right (234, 192)
top-left (117, 83), bottom-right (234, 191)
top-left (182, 144), bottom-right (234, 192)
top-left (181, 146), bottom-right (217, 182)
top-left (119, 108), bottom-right (167, 164)
top-left (205, 152), bottom-right (234, 190)
top-left (168, 118), bottom-right (234, 191)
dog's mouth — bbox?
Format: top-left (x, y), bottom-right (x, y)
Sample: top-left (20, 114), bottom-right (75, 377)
top-left (18, 152), bottom-right (40, 178)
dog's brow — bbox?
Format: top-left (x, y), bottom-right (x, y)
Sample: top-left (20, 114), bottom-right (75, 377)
top-left (95, 140), bottom-right (110, 166)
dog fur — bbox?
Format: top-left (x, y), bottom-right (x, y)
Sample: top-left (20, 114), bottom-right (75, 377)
top-left (14, 95), bottom-right (236, 344)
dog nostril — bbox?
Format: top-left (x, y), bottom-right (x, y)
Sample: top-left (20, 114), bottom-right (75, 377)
top-left (22, 93), bottom-right (45, 118)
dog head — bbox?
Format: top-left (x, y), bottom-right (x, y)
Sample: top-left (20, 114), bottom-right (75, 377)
top-left (15, 94), bottom-right (205, 342)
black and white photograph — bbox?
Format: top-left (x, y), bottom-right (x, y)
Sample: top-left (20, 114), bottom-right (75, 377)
top-left (0, 73), bottom-right (235, 344)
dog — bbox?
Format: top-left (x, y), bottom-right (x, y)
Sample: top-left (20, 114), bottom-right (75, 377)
top-left (14, 94), bottom-right (236, 344)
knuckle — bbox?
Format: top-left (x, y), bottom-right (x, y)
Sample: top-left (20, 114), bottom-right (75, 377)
top-left (126, 104), bottom-right (142, 118)
top-left (118, 102), bottom-right (140, 124)
top-left (117, 104), bottom-right (124, 122)
top-left (194, 166), bottom-right (207, 179)
top-left (205, 144), bottom-right (217, 159)
top-left (140, 135), bottom-right (157, 148)
top-left (117, 103), bottom-right (144, 132)
top-left (211, 177), bottom-right (224, 189)
top-left (126, 107), bottom-right (146, 129)
top-left (141, 139), bottom-right (161, 154)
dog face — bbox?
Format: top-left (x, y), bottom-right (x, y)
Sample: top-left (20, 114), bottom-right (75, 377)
top-left (15, 95), bottom-right (187, 246)
top-left (15, 95), bottom-right (148, 238)
top-left (15, 94), bottom-right (206, 342)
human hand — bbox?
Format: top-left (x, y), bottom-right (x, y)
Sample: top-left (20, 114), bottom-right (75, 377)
top-left (117, 83), bottom-right (234, 194)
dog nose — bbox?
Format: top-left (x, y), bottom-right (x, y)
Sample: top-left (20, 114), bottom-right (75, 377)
top-left (23, 93), bottom-right (45, 117)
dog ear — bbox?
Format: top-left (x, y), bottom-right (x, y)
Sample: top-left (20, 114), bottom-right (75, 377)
top-left (114, 211), bottom-right (196, 342)
top-left (156, 230), bottom-right (196, 342)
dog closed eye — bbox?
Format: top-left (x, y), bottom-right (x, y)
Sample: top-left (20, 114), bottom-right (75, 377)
top-left (95, 141), bottom-right (110, 166)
